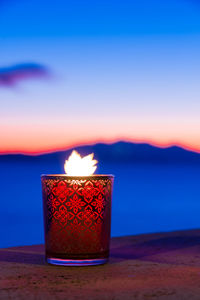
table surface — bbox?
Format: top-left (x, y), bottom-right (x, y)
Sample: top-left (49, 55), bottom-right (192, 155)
top-left (1, 229), bottom-right (200, 300)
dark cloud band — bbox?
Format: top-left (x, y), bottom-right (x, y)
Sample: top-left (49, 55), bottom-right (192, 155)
top-left (0, 63), bottom-right (50, 87)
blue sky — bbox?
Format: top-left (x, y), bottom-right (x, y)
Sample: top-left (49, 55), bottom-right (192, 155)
top-left (1, 0), bottom-right (200, 37)
top-left (0, 0), bottom-right (200, 153)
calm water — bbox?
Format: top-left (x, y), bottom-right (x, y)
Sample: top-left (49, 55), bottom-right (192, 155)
top-left (0, 158), bottom-right (200, 247)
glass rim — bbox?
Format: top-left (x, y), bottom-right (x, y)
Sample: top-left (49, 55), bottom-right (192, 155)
top-left (41, 174), bottom-right (114, 179)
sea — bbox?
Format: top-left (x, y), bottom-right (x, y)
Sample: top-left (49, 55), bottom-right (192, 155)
top-left (0, 158), bottom-right (200, 247)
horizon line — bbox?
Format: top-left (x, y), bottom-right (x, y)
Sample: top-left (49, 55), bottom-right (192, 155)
top-left (0, 138), bottom-right (199, 156)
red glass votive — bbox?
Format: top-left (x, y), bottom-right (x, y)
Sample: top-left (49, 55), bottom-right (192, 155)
top-left (41, 175), bottom-right (114, 266)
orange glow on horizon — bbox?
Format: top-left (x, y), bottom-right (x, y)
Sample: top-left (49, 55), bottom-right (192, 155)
top-left (0, 137), bottom-right (200, 155)
top-left (0, 117), bottom-right (200, 155)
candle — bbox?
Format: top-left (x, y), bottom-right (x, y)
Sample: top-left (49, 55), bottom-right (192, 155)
top-left (41, 151), bottom-right (114, 266)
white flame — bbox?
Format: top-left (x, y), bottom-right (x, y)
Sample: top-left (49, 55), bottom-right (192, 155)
top-left (64, 150), bottom-right (98, 176)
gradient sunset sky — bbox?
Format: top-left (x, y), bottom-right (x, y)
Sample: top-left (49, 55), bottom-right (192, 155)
top-left (0, 0), bottom-right (200, 154)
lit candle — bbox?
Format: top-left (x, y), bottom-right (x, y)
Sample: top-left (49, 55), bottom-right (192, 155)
top-left (41, 151), bottom-right (114, 266)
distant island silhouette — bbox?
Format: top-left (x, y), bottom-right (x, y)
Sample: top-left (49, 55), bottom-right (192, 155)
top-left (1, 141), bottom-right (200, 164)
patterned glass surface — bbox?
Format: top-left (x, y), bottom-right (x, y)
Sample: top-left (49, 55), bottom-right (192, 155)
top-left (41, 175), bottom-right (113, 261)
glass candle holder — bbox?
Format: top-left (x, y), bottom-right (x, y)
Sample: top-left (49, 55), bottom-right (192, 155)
top-left (41, 175), bottom-right (114, 266)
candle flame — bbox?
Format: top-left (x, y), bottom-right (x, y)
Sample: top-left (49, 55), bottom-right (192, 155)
top-left (64, 150), bottom-right (98, 176)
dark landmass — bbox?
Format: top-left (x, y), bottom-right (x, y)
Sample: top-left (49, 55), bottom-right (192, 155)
top-left (1, 141), bottom-right (200, 164)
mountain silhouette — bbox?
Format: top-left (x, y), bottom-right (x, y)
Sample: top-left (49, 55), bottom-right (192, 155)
top-left (0, 141), bottom-right (200, 165)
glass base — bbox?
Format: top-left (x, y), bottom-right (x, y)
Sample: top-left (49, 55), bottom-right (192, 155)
top-left (47, 257), bottom-right (108, 266)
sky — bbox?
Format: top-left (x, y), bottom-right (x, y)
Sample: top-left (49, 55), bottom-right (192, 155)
top-left (0, 0), bottom-right (200, 154)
